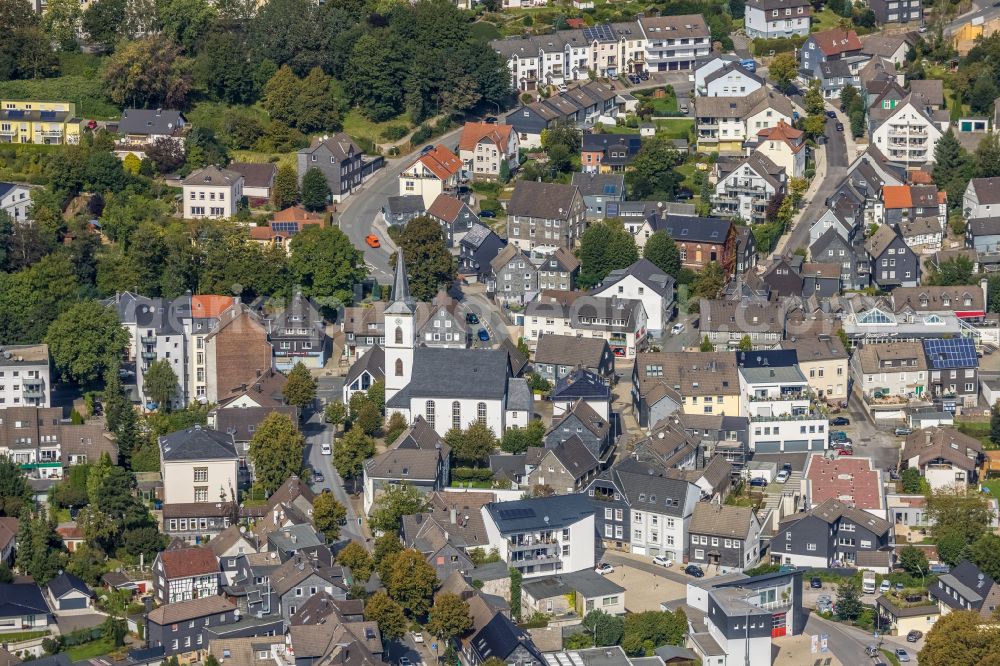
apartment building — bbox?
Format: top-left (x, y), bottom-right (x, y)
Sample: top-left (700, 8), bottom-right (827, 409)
top-left (0, 344), bottom-right (50, 408)
top-left (870, 95), bottom-right (948, 165)
top-left (638, 15), bottom-right (711, 72)
top-left (777, 336), bottom-right (850, 403)
top-left (712, 152), bottom-right (787, 224)
top-left (182, 166), bottom-right (243, 220)
top-left (523, 290), bottom-right (648, 359)
top-left (297, 133), bottom-right (373, 203)
top-left (506, 181), bottom-right (586, 251)
top-left (850, 341), bottom-right (927, 399)
top-left (188, 295), bottom-right (235, 404)
top-left (744, 0), bottom-right (811, 38)
top-left (0, 100), bottom-right (81, 145)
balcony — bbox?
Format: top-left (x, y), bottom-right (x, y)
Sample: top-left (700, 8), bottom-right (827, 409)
top-left (22, 377), bottom-right (42, 387)
top-left (22, 388), bottom-right (44, 399)
top-left (0, 128), bottom-right (15, 136)
top-left (140, 335), bottom-right (156, 343)
top-left (750, 389), bottom-right (814, 402)
top-left (511, 549), bottom-right (560, 563)
top-left (140, 351), bottom-right (157, 360)
top-left (38, 129), bottom-right (63, 138)
top-left (749, 411), bottom-right (824, 423)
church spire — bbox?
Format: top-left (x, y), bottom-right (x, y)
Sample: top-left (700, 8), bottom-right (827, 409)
top-left (386, 248), bottom-right (415, 314)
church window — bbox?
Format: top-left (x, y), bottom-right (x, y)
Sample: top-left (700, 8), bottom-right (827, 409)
top-left (452, 402), bottom-right (461, 429)
top-left (477, 402), bottom-right (487, 422)
top-left (394, 326), bottom-right (403, 344)
top-left (395, 359), bottom-right (403, 376)
top-left (426, 401), bottom-right (436, 428)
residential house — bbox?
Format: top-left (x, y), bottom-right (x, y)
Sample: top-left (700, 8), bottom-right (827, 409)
top-left (657, 215), bottom-right (735, 272)
top-left (964, 177), bottom-right (1000, 221)
top-left (46, 573), bottom-right (92, 611)
top-left (399, 145), bottom-right (462, 208)
top-left (712, 152), bottom-right (787, 224)
top-left (922, 337), bottom-right (979, 407)
top-left (535, 247), bottom-right (580, 292)
top-left (930, 560), bottom-right (1000, 618)
top-left (229, 163), bottom-right (276, 201)
top-left (618, 202), bottom-right (696, 250)
top-left (340, 302), bottom-right (386, 361)
top-left (491, 31), bottom-right (590, 93)
top-left (803, 454), bottom-right (888, 520)
top-left (744, 0), bottom-right (811, 38)
top-left (777, 335), bottom-right (850, 403)
top-left (464, 611), bottom-right (544, 666)
top-left (382, 195), bottom-right (426, 227)
top-left (544, 399), bottom-right (615, 462)
top-left (571, 172), bottom-right (625, 220)
top-left (189, 295), bottom-right (238, 403)
top-left (489, 245), bottom-right (539, 306)
top-left (400, 490), bottom-right (495, 560)
top-left (694, 88), bottom-right (794, 154)
top-left (580, 134), bottom-right (641, 173)
top-left (506, 181), bottom-right (586, 251)
top-left (0, 406), bottom-right (116, 475)
top-left (584, 21), bottom-right (647, 78)
top-left (590, 259), bottom-right (676, 336)
top-left (551, 369), bottom-right (612, 419)
top-left (0, 344), bottom-right (50, 408)
top-left (459, 223), bottom-right (506, 283)
top-left (481, 494), bottom-right (595, 578)
top-left (153, 546), bottom-right (220, 604)
top-left (771, 498), bottom-right (892, 568)
top-left (249, 207), bottom-right (324, 255)
top-left (0, 100), bottom-right (81, 146)
top-left (638, 15), bottom-right (710, 72)
top-left (522, 290), bottom-right (648, 359)
top-left (0, 182), bottom-right (32, 223)
top-left (763, 255), bottom-right (803, 299)
top-left (146, 596), bottom-right (238, 658)
top-left (115, 108), bottom-right (185, 159)
top-left (341, 341), bottom-right (382, 403)
top-left (735, 226), bottom-right (759, 275)
top-left (525, 435), bottom-right (600, 494)
top-left (865, 224), bottom-right (920, 288)
top-left (520, 572), bottom-right (625, 618)
top-left (877, 184), bottom-right (946, 237)
top-left (211, 404), bottom-right (298, 467)
top-left (416, 291), bottom-right (470, 349)
top-left (158, 426), bottom-right (240, 538)
top-left (427, 194), bottom-right (480, 248)
top-left (363, 416), bottom-right (450, 514)
top-left (693, 55), bottom-right (740, 94)
top-left (208, 525), bottom-right (260, 584)
top-left (182, 166), bottom-right (243, 220)
top-left (265, 291), bottom-right (326, 370)
top-left (810, 218), bottom-right (871, 291)
top-left (967, 217), bottom-right (1000, 254)
top-left (297, 133), bottom-right (372, 204)
top-left (752, 121), bottom-right (806, 178)
top-left (800, 28), bottom-right (868, 99)
top-left (458, 122), bottom-right (518, 181)
top-left (850, 341), bottom-right (928, 400)
top-left (700, 299), bottom-right (786, 350)
top-left (203, 305), bottom-right (273, 405)
top-left (503, 82), bottom-right (619, 147)
top-left (0, 584), bottom-right (51, 633)
top-left (870, 96), bottom-right (948, 165)
top-left (632, 351), bottom-right (742, 427)
top-left (532, 335), bottom-right (615, 384)
top-left (867, 0), bottom-right (922, 25)
top-left (586, 457), bottom-right (701, 561)
top-left (686, 503), bottom-right (762, 573)
top-left (702, 62), bottom-right (764, 98)
top-left (799, 262), bottom-right (843, 297)
top-left (902, 427), bottom-right (982, 491)
top-left (270, 553), bottom-right (349, 623)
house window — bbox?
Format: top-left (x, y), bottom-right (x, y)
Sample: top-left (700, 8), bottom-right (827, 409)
top-left (477, 402), bottom-right (487, 422)
top-left (194, 487), bottom-right (207, 502)
top-left (452, 401), bottom-right (461, 429)
top-left (193, 467), bottom-right (208, 482)
top-left (425, 401), bottom-right (435, 428)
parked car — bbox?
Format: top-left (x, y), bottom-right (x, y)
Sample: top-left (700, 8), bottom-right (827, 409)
top-left (671, 323), bottom-right (685, 335)
top-left (895, 648), bottom-right (910, 662)
top-left (653, 555), bottom-right (673, 568)
top-left (477, 328), bottom-right (490, 342)
top-left (483, 116), bottom-right (498, 124)
top-left (880, 579), bottom-right (891, 593)
top-left (895, 427), bottom-right (913, 436)
top-left (895, 582), bottom-right (904, 591)
top-left (830, 416), bottom-right (850, 426)
top-left (831, 431), bottom-right (848, 442)
top-left (826, 110), bottom-right (837, 118)
top-left (400, 658), bottom-right (412, 666)
top-left (479, 209), bottom-right (497, 218)
top-left (776, 469), bottom-right (790, 483)
top-left (837, 447), bottom-right (854, 456)
top-left (321, 442), bottom-right (332, 455)
top-left (835, 122), bottom-right (844, 131)
top-left (906, 630), bottom-right (923, 642)
top-left (365, 234), bottom-right (380, 248)
top-left (466, 312), bottom-right (479, 324)
top-left (313, 472), bottom-right (325, 483)
top-left (412, 632), bottom-right (424, 644)
top-left (640, 71), bottom-right (649, 80)
top-left (748, 477), bottom-right (768, 487)
top-left (810, 577), bottom-right (822, 589)
top-left (865, 646), bottom-right (879, 657)
top-left (739, 58), bottom-right (757, 72)
top-left (595, 563), bottom-right (614, 575)
top-left (684, 565), bottom-right (704, 578)
top-left (420, 145), bottom-right (435, 155)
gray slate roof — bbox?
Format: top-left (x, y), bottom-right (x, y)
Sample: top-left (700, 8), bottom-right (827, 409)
top-left (159, 426), bottom-right (238, 461)
top-left (118, 108), bottom-right (184, 136)
top-left (507, 181), bottom-right (580, 220)
top-left (484, 494), bottom-right (594, 532)
top-left (405, 348), bottom-right (510, 400)
top-left (507, 378), bottom-right (533, 413)
top-left (534, 334), bottom-right (609, 368)
top-left (596, 258), bottom-right (676, 297)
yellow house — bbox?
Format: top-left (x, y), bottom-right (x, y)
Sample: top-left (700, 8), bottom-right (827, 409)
top-left (876, 593), bottom-right (940, 637)
top-left (0, 101), bottom-right (81, 145)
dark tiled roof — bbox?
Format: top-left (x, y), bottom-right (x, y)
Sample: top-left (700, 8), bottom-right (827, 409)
top-left (159, 426), bottom-right (238, 461)
top-left (405, 348), bottom-right (510, 400)
top-left (507, 181), bottom-right (580, 220)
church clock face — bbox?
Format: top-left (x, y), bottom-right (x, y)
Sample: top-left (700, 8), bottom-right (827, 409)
top-left (394, 319), bottom-right (402, 325)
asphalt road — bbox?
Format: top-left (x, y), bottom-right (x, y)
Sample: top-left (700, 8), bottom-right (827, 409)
top-left (947, 0), bottom-right (996, 34)
top-left (805, 614), bottom-right (918, 665)
top-left (785, 115), bottom-right (849, 254)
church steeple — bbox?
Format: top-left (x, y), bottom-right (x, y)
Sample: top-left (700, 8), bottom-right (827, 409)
top-left (386, 248), bottom-right (415, 315)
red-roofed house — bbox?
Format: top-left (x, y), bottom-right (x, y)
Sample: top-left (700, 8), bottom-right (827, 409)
top-left (877, 184), bottom-right (946, 231)
top-left (803, 454), bottom-right (886, 519)
top-left (55, 521), bottom-right (84, 553)
top-left (153, 546), bottom-right (220, 604)
top-left (249, 206), bottom-right (325, 254)
top-left (399, 145), bottom-right (463, 207)
top-left (801, 28), bottom-right (868, 99)
top-left (755, 121), bottom-right (806, 177)
top-left (458, 122), bottom-right (519, 181)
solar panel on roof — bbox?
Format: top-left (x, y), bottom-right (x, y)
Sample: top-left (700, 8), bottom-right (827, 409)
top-left (603, 184), bottom-right (617, 194)
top-left (39, 111), bottom-right (56, 120)
top-left (497, 507), bottom-right (535, 520)
top-left (584, 24), bottom-right (615, 41)
top-left (923, 338), bottom-right (976, 369)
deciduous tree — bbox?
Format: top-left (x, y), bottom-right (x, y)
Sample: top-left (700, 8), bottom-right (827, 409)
top-left (337, 540), bottom-right (374, 581)
top-left (272, 165), bottom-right (299, 209)
top-left (144, 359), bottom-right (179, 408)
top-left (248, 412), bottom-right (305, 494)
top-left (918, 610), bottom-right (1000, 665)
top-left (578, 220), bottom-right (639, 289)
top-left (365, 591), bottom-right (408, 640)
top-left (370, 483), bottom-right (428, 534)
top-left (444, 421), bottom-right (498, 466)
top-left (835, 578), bottom-right (862, 621)
top-left (333, 427), bottom-right (375, 485)
top-left (46, 300), bottom-right (130, 385)
top-left (312, 491), bottom-right (346, 541)
top-left (769, 52), bottom-right (797, 90)
top-left (386, 549), bottom-right (437, 617)
top-left (626, 136), bottom-right (683, 201)
top-left (426, 592), bottom-right (472, 642)
top-left (289, 225), bottom-right (365, 308)
top-left (395, 217), bottom-right (455, 301)
top-left (899, 545), bottom-right (929, 577)
top-left (103, 36), bottom-right (192, 108)
top-left (283, 361), bottom-right (317, 409)
top-left (928, 487), bottom-right (995, 564)
top-left (643, 231), bottom-right (680, 277)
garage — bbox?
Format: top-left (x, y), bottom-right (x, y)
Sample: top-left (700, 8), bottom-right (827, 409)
top-left (47, 572), bottom-right (93, 611)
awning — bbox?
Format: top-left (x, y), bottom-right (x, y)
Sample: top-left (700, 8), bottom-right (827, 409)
top-left (956, 311), bottom-right (985, 318)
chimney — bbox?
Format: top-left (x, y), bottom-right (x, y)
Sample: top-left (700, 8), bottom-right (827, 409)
top-left (982, 277), bottom-right (989, 313)
top-left (450, 508), bottom-right (457, 524)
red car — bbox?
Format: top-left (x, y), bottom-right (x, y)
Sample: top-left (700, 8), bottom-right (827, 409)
top-left (365, 234), bottom-right (380, 248)
top-left (836, 447), bottom-right (854, 456)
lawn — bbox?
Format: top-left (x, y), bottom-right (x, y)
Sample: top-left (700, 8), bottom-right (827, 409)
top-left (880, 648), bottom-right (902, 666)
top-left (0, 630), bottom-right (50, 642)
top-left (810, 8), bottom-right (844, 32)
top-left (981, 478), bottom-right (1000, 498)
top-left (342, 108), bottom-right (413, 146)
top-left (655, 118), bottom-right (694, 140)
top-left (67, 637), bottom-right (118, 661)
top-left (231, 150), bottom-right (295, 171)
top-left (469, 21), bottom-right (502, 42)
top-left (955, 420), bottom-right (996, 449)
top-left (0, 76), bottom-right (119, 119)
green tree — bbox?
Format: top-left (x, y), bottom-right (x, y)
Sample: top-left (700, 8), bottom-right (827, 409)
top-left (248, 412), bottom-right (305, 493)
top-left (384, 412), bottom-right (408, 445)
top-left (82, 0), bottom-right (125, 52)
top-left (934, 130), bottom-right (971, 209)
top-left (374, 531), bottom-right (403, 580)
top-left (365, 591), bottom-right (408, 640)
top-left (692, 261), bottom-right (725, 300)
top-left (144, 359), bottom-right (179, 408)
top-left (839, 84), bottom-right (859, 113)
top-left (928, 487), bottom-right (995, 564)
top-left (325, 401), bottom-right (347, 430)
top-left (918, 610), bottom-right (1000, 665)
top-left (835, 578), bottom-right (862, 621)
top-left (426, 592), bottom-right (472, 642)
top-left (289, 225), bottom-right (365, 307)
top-left (333, 427), bottom-right (376, 486)
top-left (344, 31), bottom-right (407, 121)
top-left (509, 567), bottom-right (522, 621)
top-left (971, 533), bottom-right (1000, 582)
top-left (0, 457), bottom-right (30, 516)
top-left (156, 0), bottom-right (216, 50)
top-left (578, 220), bottom-right (639, 288)
top-left (621, 610), bottom-right (687, 656)
top-left (583, 610), bottom-right (625, 647)
top-left (928, 256), bottom-right (974, 286)
top-left (395, 217), bottom-right (455, 301)
top-left (975, 132), bottom-right (1000, 179)
top-left (272, 164), bottom-right (299, 209)
top-left (626, 136), bottom-right (683, 200)
top-left (993, 401), bottom-right (1000, 446)
top-left (283, 361), bottom-right (317, 409)
top-left (354, 401), bottom-right (382, 436)
top-left (500, 420), bottom-right (545, 454)
top-left (445, 421), bottom-right (498, 467)
top-left (901, 467), bottom-right (923, 493)
top-left (102, 35), bottom-right (191, 108)
top-left (16, 511), bottom-right (67, 584)
top-left (970, 72), bottom-right (999, 115)
top-left (699, 336), bottom-right (714, 352)
top-left (65, 543), bottom-right (107, 586)
top-left (300, 167), bottom-right (330, 212)
top-left (769, 52), bottom-right (798, 91)
top-left (899, 545), bottom-right (929, 577)
top-left (386, 549), bottom-right (437, 617)
top-left (643, 230), bottom-right (681, 277)
top-left (736, 335), bottom-right (753, 352)
top-left (370, 483), bottom-right (428, 534)
top-left (804, 80), bottom-right (825, 116)
top-left (312, 491), bottom-right (346, 541)
top-left (42, 0), bottom-right (81, 50)
top-left (46, 300), bottom-right (129, 385)
top-left (337, 540), bottom-right (374, 581)
top-left (296, 67), bottom-right (344, 134)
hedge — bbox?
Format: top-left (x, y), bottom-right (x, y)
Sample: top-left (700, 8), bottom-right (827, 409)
top-left (750, 35), bottom-right (807, 56)
top-left (452, 467), bottom-right (494, 482)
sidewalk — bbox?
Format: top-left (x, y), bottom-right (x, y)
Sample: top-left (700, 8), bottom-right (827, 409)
top-left (773, 140), bottom-right (827, 257)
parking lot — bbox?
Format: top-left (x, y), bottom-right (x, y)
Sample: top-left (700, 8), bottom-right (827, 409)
top-left (597, 550), bottom-right (723, 611)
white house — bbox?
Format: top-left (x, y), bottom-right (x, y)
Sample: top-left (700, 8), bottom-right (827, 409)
top-left (458, 122), bottom-right (519, 181)
top-left (0, 344), bottom-right (50, 408)
top-left (0, 182), bottom-right (33, 224)
top-left (158, 426), bottom-right (239, 505)
top-left (399, 145), bottom-right (463, 208)
top-left (754, 121), bottom-right (807, 179)
top-left (712, 152), bottom-right (786, 224)
top-left (702, 62), bottom-right (764, 98)
top-left (481, 494), bottom-right (595, 578)
top-left (522, 291), bottom-right (648, 359)
top-left (963, 177), bottom-right (1000, 221)
top-left (871, 98), bottom-right (947, 166)
top-left (590, 259), bottom-right (675, 337)
top-left (693, 56), bottom-right (739, 95)
top-left (182, 166), bottom-right (243, 219)
top-left (744, 0), bottom-right (811, 38)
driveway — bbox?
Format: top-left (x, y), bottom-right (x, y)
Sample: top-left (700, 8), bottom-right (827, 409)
top-left (596, 559), bottom-right (687, 611)
top-left (55, 612), bottom-right (106, 634)
top-left (784, 114), bottom-right (849, 254)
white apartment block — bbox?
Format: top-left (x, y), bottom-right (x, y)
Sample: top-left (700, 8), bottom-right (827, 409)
top-left (182, 166), bottom-right (243, 220)
top-left (0, 344), bottom-right (50, 408)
